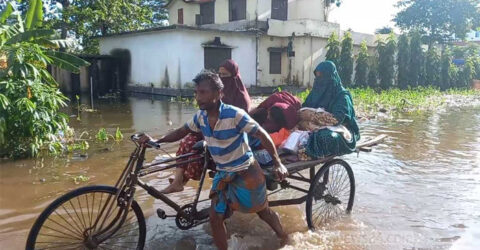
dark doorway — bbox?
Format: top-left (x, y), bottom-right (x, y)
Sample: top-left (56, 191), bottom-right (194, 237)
top-left (110, 49), bottom-right (131, 93)
top-left (200, 2), bottom-right (215, 24)
top-left (272, 0), bottom-right (288, 21)
top-left (204, 48), bottom-right (232, 71)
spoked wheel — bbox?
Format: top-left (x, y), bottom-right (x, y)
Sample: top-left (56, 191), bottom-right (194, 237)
top-left (306, 159), bottom-right (355, 230)
top-left (26, 185), bottom-right (146, 250)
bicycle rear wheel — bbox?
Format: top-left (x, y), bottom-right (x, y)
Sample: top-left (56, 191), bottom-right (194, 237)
top-left (306, 159), bottom-right (355, 230)
top-left (26, 185), bottom-right (146, 250)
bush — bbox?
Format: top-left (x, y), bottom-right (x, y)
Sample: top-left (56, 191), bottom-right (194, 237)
top-left (0, 1), bottom-right (89, 158)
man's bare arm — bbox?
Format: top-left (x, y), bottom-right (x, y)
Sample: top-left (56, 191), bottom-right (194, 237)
top-left (139, 126), bottom-right (192, 146)
top-left (251, 127), bottom-right (288, 180)
top-left (156, 126), bottom-right (191, 143)
top-left (252, 128), bottom-right (281, 166)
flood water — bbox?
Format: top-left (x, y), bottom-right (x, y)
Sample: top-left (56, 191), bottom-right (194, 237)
top-left (1, 95), bottom-right (479, 250)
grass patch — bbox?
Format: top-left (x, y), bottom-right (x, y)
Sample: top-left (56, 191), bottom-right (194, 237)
top-left (295, 87), bottom-right (480, 118)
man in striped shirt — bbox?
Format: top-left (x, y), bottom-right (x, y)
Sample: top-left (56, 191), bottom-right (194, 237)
top-left (140, 71), bottom-right (288, 249)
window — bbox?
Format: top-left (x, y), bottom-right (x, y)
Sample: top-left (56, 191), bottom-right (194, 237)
top-left (269, 51), bottom-right (281, 74)
top-left (229, 0), bottom-right (246, 21)
top-left (200, 2), bottom-right (215, 24)
top-left (178, 9), bottom-right (183, 24)
top-left (204, 48), bottom-right (232, 71)
top-left (271, 0), bottom-right (288, 21)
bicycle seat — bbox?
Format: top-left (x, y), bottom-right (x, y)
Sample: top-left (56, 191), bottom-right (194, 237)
top-left (192, 140), bottom-right (206, 152)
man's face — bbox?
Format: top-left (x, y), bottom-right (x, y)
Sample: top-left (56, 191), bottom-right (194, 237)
top-left (194, 80), bottom-right (221, 110)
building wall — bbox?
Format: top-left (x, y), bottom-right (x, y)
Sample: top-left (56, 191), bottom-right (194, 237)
top-left (99, 29), bottom-right (257, 88)
top-left (167, 0), bottom-right (326, 26)
top-left (168, 0), bottom-right (200, 26)
top-left (268, 19), bottom-right (339, 37)
top-left (257, 35), bottom-right (289, 86)
top-left (257, 35), bottom-right (330, 87)
top-left (255, 0), bottom-right (327, 22)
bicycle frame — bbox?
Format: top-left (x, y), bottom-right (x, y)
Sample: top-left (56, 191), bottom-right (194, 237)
top-left (88, 135), bottom-right (211, 244)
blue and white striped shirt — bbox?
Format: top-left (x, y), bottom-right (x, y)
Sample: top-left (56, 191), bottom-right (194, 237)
top-left (184, 102), bottom-right (259, 172)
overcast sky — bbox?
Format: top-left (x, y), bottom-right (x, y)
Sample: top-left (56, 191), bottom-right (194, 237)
top-left (329, 0), bottom-right (401, 34)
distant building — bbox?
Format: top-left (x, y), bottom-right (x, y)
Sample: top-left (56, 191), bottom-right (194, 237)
top-left (98, 0), bottom-right (376, 95)
top-left (466, 30), bottom-right (480, 42)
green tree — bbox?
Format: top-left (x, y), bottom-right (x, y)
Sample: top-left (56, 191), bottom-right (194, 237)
top-left (425, 46), bottom-right (440, 86)
top-left (397, 34), bottom-right (409, 89)
top-left (472, 56), bottom-right (480, 80)
top-left (408, 31), bottom-right (423, 87)
top-left (367, 55), bottom-right (378, 88)
top-left (0, 1), bottom-right (89, 158)
top-left (377, 34), bottom-right (396, 89)
top-left (461, 57), bottom-right (475, 87)
top-left (325, 32), bottom-right (340, 66)
top-left (338, 32), bottom-right (354, 86)
top-left (440, 48), bottom-right (453, 90)
top-left (375, 26), bottom-right (394, 35)
top-left (354, 41), bottom-right (369, 87)
top-left (449, 64), bottom-right (460, 88)
top-left (394, 0), bottom-right (480, 44)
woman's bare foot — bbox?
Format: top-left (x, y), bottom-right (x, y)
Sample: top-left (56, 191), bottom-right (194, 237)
top-left (161, 183), bottom-right (184, 194)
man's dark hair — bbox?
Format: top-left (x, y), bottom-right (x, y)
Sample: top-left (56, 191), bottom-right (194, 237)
top-left (270, 106), bottom-right (286, 127)
top-left (193, 70), bottom-right (224, 91)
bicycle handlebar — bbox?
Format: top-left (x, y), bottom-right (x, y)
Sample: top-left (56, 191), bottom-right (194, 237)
top-left (146, 140), bottom-right (161, 149)
top-left (131, 133), bottom-right (161, 149)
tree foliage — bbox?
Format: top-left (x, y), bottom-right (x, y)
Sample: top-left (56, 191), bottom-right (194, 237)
top-left (354, 41), bottom-right (369, 87)
top-left (394, 0), bottom-right (480, 44)
top-left (338, 32), bottom-right (354, 86)
top-left (375, 26), bottom-right (394, 35)
top-left (367, 55), bottom-right (378, 88)
top-left (461, 57), bottom-right (475, 87)
top-left (377, 34), bottom-right (396, 89)
top-left (425, 46), bottom-right (440, 86)
top-left (0, 0), bottom-right (89, 158)
top-left (397, 34), bottom-right (409, 89)
top-left (325, 32), bottom-right (340, 66)
top-left (408, 31), bottom-right (423, 87)
top-left (440, 48), bottom-right (453, 90)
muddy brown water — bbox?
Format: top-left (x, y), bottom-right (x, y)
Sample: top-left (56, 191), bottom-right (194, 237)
top-left (1, 96), bottom-right (479, 250)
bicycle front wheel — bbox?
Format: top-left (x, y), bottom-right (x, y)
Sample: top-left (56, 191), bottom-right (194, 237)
top-left (26, 185), bottom-right (146, 250)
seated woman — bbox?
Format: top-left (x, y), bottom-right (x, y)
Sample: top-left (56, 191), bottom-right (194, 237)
top-left (162, 59), bottom-right (252, 194)
top-left (302, 61), bottom-right (360, 159)
top-left (249, 91), bottom-right (301, 133)
top-left (248, 91), bottom-right (301, 154)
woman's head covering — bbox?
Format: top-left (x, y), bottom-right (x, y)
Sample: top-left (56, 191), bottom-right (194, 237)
top-left (303, 60), bottom-right (347, 110)
top-left (303, 61), bottom-right (360, 142)
top-left (219, 59), bottom-right (251, 112)
top-left (256, 91), bottom-right (301, 133)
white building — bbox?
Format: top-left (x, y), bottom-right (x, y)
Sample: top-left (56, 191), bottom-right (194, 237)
top-left (99, 0), bottom-right (376, 95)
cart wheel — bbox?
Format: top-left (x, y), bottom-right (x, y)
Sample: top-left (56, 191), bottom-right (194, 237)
top-left (26, 185), bottom-right (146, 249)
top-left (306, 159), bottom-right (355, 230)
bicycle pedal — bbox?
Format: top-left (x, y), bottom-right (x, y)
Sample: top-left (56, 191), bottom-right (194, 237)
top-left (157, 208), bottom-right (167, 219)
